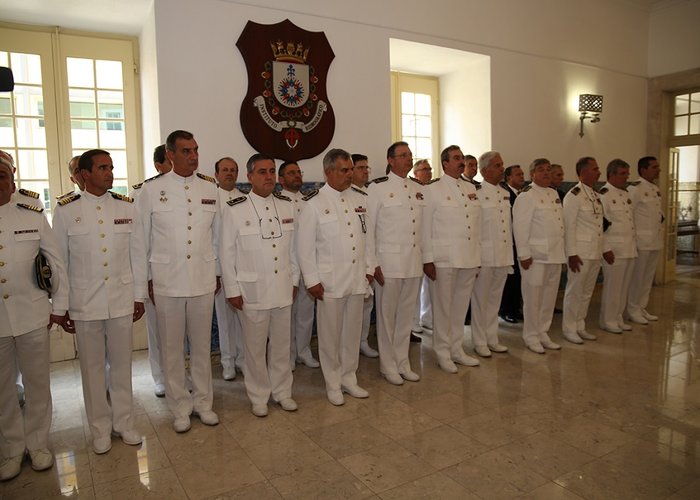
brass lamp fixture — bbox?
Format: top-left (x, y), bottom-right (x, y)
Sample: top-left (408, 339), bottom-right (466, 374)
top-left (578, 94), bottom-right (603, 138)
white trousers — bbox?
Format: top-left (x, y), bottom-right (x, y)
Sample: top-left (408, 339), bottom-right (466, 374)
top-left (144, 299), bottom-right (164, 387)
top-left (375, 276), bottom-right (420, 376)
top-left (562, 259), bottom-right (601, 335)
top-left (600, 257), bottom-right (636, 328)
top-left (0, 327), bottom-right (51, 457)
top-left (75, 315), bottom-right (134, 439)
top-left (429, 267), bottom-right (478, 360)
top-left (316, 294), bottom-right (363, 391)
top-left (155, 293), bottom-right (214, 419)
top-left (627, 249), bottom-right (660, 317)
top-left (360, 295), bottom-right (373, 343)
top-left (239, 306), bottom-right (294, 406)
top-left (290, 276), bottom-right (315, 364)
top-left (214, 290), bottom-right (244, 373)
top-left (520, 262), bottom-right (561, 346)
top-left (471, 266), bottom-right (509, 348)
top-left (413, 276), bottom-right (432, 328)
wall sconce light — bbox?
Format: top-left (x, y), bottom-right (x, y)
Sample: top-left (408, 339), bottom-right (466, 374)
top-left (578, 94), bottom-right (603, 137)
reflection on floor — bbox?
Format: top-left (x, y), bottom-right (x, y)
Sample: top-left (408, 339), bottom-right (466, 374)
top-left (2, 272), bottom-right (700, 499)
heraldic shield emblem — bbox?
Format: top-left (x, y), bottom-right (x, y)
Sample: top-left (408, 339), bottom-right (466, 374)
top-left (237, 19), bottom-right (336, 161)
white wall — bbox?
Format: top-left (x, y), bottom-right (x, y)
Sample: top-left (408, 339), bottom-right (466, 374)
top-left (139, 3), bottom-right (161, 178)
top-left (648, 0), bottom-right (700, 77)
top-left (145, 0), bottom-right (650, 181)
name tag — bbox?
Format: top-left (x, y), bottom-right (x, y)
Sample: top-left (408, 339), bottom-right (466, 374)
top-left (201, 199), bottom-right (216, 205)
top-left (15, 229), bottom-right (39, 234)
top-left (355, 207), bottom-right (366, 213)
top-left (468, 193), bottom-right (477, 200)
top-left (282, 218), bottom-right (294, 224)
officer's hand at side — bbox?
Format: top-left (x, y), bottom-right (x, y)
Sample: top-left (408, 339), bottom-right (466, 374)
top-left (215, 276), bottom-right (222, 295)
top-left (47, 313), bottom-right (66, 331)
top-left (603, 250), bottom-right (615, 265)
top-left (423, 262), bottom-right (436, 281)
top-left (148, 279), bottom-right (155, 305)
top-left (307, 283), bottom-right (324, 301)
top-left (228, 296), bottom-right (244, 310)
top-left (374, 266), bottom-right (385, 287)
top-left (133, 302), bottom-right (145, 322)
top-left (366, 274), bottom-right (374, 285)
top-left (520, 257), bottom-right (533, 270)
top-left (568, 255), bottom-right (583, 273)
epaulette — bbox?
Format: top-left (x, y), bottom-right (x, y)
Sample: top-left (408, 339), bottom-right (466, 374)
top-left (409, 176), bottom-right (422, 184)
top-left (521, 185), bottom-right (532, 192)
top-left (598, 187), bottom-right (609, 195)
top-left (17, 202), bottom-right (44, 213)
top-left (226, 196), bottom-right (247, 206)
top-left (196, 172), bottom-right (216, 183)
top-left (372, 176), bottom-right (389, 184)
top-left (273, 191), bottom-right (292, 202)
top-left (56, 190), bottom-right (75, 200)
top-left (144, 173), bottom-right (164, 183)
top-left (427, 178), bottom-right (439, 184)
top-left (110, 192), bottom-right (134, 203)
top-left (627, 180), bottom-right (641, 186)
top-left (351, 186), bottom-right (368, 196)
top-left (475, 183), bottom-right (482, 190)
top-left (18, 188), bottom-right (40, 199)
top-left (239, 184), bottom-right (251, 194)
top-left (132, 182), bottom-right (143, 190)
top-left (57, 193), bottom-right (81, 206)
top-left (302, 190), bottom-right (319, 201)
top-left (571, 186), bottom-right (581, 196)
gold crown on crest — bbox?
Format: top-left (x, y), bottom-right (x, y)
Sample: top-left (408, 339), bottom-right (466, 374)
top-left (270, 40), bottom-right (309, 64)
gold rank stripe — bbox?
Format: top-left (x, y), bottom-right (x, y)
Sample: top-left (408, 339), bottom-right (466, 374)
top-left (17, 202), bottom-right (44, 212)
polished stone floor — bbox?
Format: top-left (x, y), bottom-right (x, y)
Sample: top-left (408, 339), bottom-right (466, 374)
top-left (2, 271), bottom-right (700, 499)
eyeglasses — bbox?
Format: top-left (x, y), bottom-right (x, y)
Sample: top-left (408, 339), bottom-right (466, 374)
top-left (354, 166), bottom-right (372, 172)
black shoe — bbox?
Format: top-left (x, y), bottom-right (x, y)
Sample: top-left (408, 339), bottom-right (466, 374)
top-left (410, 332), bottom-right (422, 343)
top-left (500, 314), bottom-right (518, 324)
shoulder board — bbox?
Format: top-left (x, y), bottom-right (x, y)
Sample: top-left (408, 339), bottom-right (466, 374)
top-left (144, 173), bottom-right (164, 183)
top-left (409, 176), bottom-right (422, 184)
top-left (427, 178), bottom-right (439, 184)
top-left (17, 202), bottom-right (44, 213)
top-left (598, 187), bottom-right (609, 194)
top-left (18, 188), bottom-right (40, 199)
top-left (521, 185), bottom-right (532, 192)
top-left (571, 186), bottom-right (581, 195)
top-left (302, 190), bottom-right (319, 201)
top-left (131, 182), bottom-right (143, 190)
top-left (273, 191), bottom-right (292, 202)
top-left (475, 183), bottom-right (482, 190)
top-left (57, 193), bottom-right (81, 206)
top-left (351, 186), bottom-right (368, 196)
top-left (56, 190), bottom-right (75, 200)
top-left (301, 187), bottom-right (319, 198)
top-left (627, 180), bottom-right (641, 186)
top-left (372, 176), bottom-right (389, 184)
top-left (239, 184), bottom-right (251, 194)
top-left (196, 172), bottom-right (216, 183)
top-left (226, 196), bottom-right (247, 207)
top-left (110, 192), bottom-right (134, 203)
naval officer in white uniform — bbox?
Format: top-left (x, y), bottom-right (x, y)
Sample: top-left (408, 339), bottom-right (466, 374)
top-left (422, 146), bottom-right (481, 373)
top-left (134, 130), bottom-right (220, 433)
top-left (0, 160), bottom-right (68, 481)
top-left (366, 141), bottom-right (425, 385)
top-left (52, 149), bottom-right (146, 454)
top-left (599, 159), bottom-right (638, 334)
top-left (626, 156), bottom-right (663, 324)
top-left (512, 158), bottom-right (566, 354)
top-left (297, 149), bottom-right (373, 406)
top-left (470, 151), bottom-right (512, 357)
top-left (220, 153), bottom-right (299, 418)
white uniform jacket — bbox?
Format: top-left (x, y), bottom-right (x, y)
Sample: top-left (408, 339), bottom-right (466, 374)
top-left (365, 172), bottom-right (424, 278)
top-left (421, 175), bottom-right (481, 269)
top-left (0, 202), bottom-right (68, 337)
top-left (628, 177), bottom-right (663, 251)
top-left (512, 184), bottom-right (565, 264)
top-left (563, 182), bottom-right (608, 259)
top-left (135, 171), bottom-right (220, 297)
top-left (296, 184), bottom-right (370, 298)
top-left (11, 188), bottom-right (45, 209)
top-left (52, 191), bottom-right (146, 321)
top-left (599, 182), bottom-right (637, 259)
top-left (281, 188), bottom-right (309, 217)
top-left (219, 191), bottom-right (299, 310)
top-left (477, 181), bottom-right (513, 268)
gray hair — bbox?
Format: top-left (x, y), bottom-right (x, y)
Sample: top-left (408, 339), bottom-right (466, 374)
top-left (323, 148), bottom-right (351, 171)
top-left (529, 158), bottom-right (550, 175)
top-left (478, 151), bottom-right (501, 174)
top-left (246, 153), bottom-right (275, 174)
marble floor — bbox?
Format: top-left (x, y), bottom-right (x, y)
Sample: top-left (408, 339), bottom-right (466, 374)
top-left (2, 272), bottom-right (700, 500)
